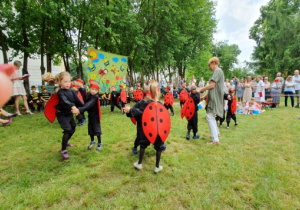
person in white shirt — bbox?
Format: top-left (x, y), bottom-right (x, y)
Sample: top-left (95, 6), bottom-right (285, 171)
top-left (255, 75), bottom-right (265, 102)
top-left (292, 70), bottom-right (300, 108)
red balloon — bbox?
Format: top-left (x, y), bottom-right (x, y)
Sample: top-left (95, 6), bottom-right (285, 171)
top-left (0, 72), bottom-right (13, 108)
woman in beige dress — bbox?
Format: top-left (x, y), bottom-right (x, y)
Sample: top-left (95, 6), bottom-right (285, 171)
top-left (243, 76), bottom-right (252, 102)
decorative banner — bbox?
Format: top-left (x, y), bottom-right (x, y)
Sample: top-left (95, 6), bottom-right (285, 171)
top-left (85, 48), bottom-right (128, 92)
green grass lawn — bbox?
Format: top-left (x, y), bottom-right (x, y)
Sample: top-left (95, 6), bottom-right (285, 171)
top-left (1, 99), bottom-right (300, 209)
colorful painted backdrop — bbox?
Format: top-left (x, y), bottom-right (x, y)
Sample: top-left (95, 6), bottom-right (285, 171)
top-left (85, 48), bottom-right (128, 92)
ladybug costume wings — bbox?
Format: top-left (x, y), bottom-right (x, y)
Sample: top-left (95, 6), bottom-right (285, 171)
top-left (134, 89), bottom-right (143, 102)
top-left (231, 95), bottom-right (237, 115)
top-left (142, 102), bottom-right (171, 144)
top-left (179, 90), bottom-right (188, 103)
top-left (78, 91), bottom-right (84, 103)
top-left (44, 93), bottom-right (59, 123)
top-left (164, 92), bottom-right (174, 106)
top-left (130, 117), bottom-right (137, 125)
top-left (181, 97), bottom-right (195, 121)
top-left (120, 89), bottom-right (127, 103)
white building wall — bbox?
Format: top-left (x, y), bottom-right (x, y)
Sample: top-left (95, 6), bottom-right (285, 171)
top-left (0, 49), bottom-right (65, 88)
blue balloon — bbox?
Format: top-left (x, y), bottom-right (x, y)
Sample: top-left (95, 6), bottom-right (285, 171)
top-left (112, 57), bottom-right (119, 63)
top-left (98, 53), bottom-right (105, 59)
top-left (121, 57), bottom-right (127, 63)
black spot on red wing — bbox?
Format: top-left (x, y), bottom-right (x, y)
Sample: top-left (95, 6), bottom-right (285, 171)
top-left (187, 107), bottom-right (189, 109)
top-left (187, 117), bottom-right (190, 120)
top-left (190, 112), bottom-right (192, 115)
top-left (144, 122), bottom-right (147, 126)
top-left (160, 108), bottom-right (163, 112)
top-left (149, 133), bottom-right (152, 137)
top-left (164, 130), bottom-right (167, 134)
top-left (151, 117), bottom-right (154, 121)
top-left (149, 106), bottom-right (153, 110)
top-left (160, 119), bottom-right (163, 123)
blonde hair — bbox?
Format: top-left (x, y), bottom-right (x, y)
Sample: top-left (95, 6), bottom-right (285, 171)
top-left (249, 101), bottom-right (254, 106)
top-left (286, 75), bottom-right (293, 82)
top-left (150, 81), bottom-right (159, 101)
top-left (143, 85), bottom-right (150, 94)
top-left (257, 75), bottom-right (262, 80)
top-left (54, 72), bottom-right (71, 84)
top-left (208, 57), bottom-right (220, 65)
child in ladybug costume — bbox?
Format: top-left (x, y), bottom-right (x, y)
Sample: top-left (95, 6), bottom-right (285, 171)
top-left (224, 86), bottom-right (238, 129)
top-left (110, 86), bottom-right (121, 113)
top-left (118, 84), bottom-right (127, 114)
top-left (164, 86), bottom-right (174, 116)
top-left (182, 85), bottom-right (200, 140)
top-left (123, 82), bottom-right (170, 173)
top-left (179, 83), bottom-right (189, 108)
top-left (74, 82), bottom-right (103, 150)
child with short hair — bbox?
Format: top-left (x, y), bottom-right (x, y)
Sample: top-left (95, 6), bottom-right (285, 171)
top-left (239, 102), bottom-right (247, 114)
top-left (39, 87), bottom-right (51, 107)
top-left (225, 86), bottom-right (238, 129)
top-left (28, 86), bottom-right (42, 112)
top-left (110, 86), bottom-right (122, 113)
top-left (245, 100), bottom-right (255, 114)
top-left (75, 82), bottom-right (103, 151)
top-left (54, 72), bottom-right (83, 159)
top-left (186, 85), bottom-right (200, 140)
top-left (164, 86), bottom-right (174, 116)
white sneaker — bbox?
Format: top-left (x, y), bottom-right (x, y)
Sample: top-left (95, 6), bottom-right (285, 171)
top-left (154, 166), bottom-right (163, 173)
top-left (133, 162), bottom-right (142, 170)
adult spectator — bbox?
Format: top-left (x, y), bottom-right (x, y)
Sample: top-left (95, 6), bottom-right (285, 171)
top-left (198, 57), bottom-right (225, 145)
top-left (224, 78), bottom-right (230, 94)
top-left (271, 77), bottom-right (282, 108)
top-left (126, 75), bottom-right (131, 87)
top-left (243, 76), bottom-right (252, 102)
top-left (251, 77), bottom-right (257, 97)
top-left (232, 76), bottom-right (237, 92)
top-left (198, 77), bottom-right (205, 88)
top-left (10, 61), bottom-right (32, 115)
top-left (276, 72), bottom-right (285, 87)
top-left (177, 76), bottom-right (183, 92)
top-left (284, 75), bottom-right (295, 107)
top-left (264, 77), bottom-right (271, 101)
top-left (255, 75), bottom-right (265, 102)
top-left (292, 70), bottom-right (300, 108)
top-left (168, 80), bottom-right (174, 95)
top-left (237, 78), bottom-right (245, 102)
top-left (189, 75), bottom-right (196, 89)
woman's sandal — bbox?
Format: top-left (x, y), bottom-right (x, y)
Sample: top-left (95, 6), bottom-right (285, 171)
top-left (26, 111), bottom-right (33, 115)
top-left (207, 141), bottom-right (219, 145)
top-left (15, 111), bottom-right (22, 116)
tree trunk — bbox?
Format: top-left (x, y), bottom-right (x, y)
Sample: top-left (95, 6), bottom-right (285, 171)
top-left (46, 26), bottom-right (52, 73)
top-left (105, 0), bottom-right (110, 52)
top-left (0, 29), bottom-right (8, 63)
top-left (40, 17), bottom-right (46, 83)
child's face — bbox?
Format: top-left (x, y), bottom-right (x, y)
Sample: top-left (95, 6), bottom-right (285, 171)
top-left (90, 88), bottom-right (98, 95)
top-left (32, 88), bottom-right (36, 93)
top-left (242, 102), bottom-right (246, 107)
top-left (191, 89), bottom-right (196, 94)
top-left (59, 76), bottom-right (71, 89)
top-left (43, 89), bottom-right (47, 93)
top-left (77, 82), bottom-right (83, 88)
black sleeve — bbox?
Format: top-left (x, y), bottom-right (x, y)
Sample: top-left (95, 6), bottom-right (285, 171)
top-left (58, 91), bottom-right (75, 110)
top-left (127, 101), bottom-right (144, 118)
top-left (28, 94), bottom-right (33, 101)
top-left (193, 92), bottom-right (200, 104)
top-left (78, 96), bottom-right (97, 113)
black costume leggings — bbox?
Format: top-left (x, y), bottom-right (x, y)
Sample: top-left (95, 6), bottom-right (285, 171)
top-left (138, 148), bottom-right (162, 168)
top-left (164, 104), bottom-right (174, 114)
top-left (111, 101), bottom-right (121, 112)
top-left (226, 112), bottom-right (237, 126)
top-left (90, 135), bottom-right (101, 144)
top-left (61, 128), bottom-right (75, 151)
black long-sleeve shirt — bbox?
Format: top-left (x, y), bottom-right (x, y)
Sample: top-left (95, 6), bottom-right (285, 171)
top-left (55, 89), bottom-right (84, 113)
top-left (78, 93), bottom-right (99, 116)
top-left (190, 92), bottom-right (200, 112)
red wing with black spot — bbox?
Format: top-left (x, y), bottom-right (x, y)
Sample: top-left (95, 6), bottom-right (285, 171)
top-left (44, 93), bottom-right (59, 123)
top-left (181, 97), bottom-right (195, 121)
top-left (231, 95), bottom-right (237, 114)
top-left (179, 90), bottom-right (188, 103)
top-left (134, 89), bottom-right (143, 101)
top-left (142, 102), bottom-right (170, 144)
top-left (78, 91), bottom-right (84, 103)
top-left (164, 92), bottom-right (174, 106)
top-left (120, 90), bottom-right (127, 103)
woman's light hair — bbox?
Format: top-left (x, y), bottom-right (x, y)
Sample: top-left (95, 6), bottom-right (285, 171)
top-left (208, 57), bottom-right (220, 65)
top-left (286, 75), bottom-right (293, 81)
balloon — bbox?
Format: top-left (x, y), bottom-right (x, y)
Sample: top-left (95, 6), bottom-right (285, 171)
top-left (0, 72), bottom-right (13, 108)
top-left (0, 64), bottom-right (15, 76)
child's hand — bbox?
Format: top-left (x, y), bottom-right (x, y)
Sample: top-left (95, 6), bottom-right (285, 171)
top-left (227, 95), bottom-right (231, 100)
top-left (71, 106), bottom-right (80, 115)
top-left (123, 104), bottom-right (130, 113)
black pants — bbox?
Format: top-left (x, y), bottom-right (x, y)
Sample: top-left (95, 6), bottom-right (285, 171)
top-left (216, 110), bottom-right (225, 126)
top-left (187, 112), bottom-right (198, 134)
top-left (28, 101), bottom-right (42, 111)
top-left (226, 111), bottom-right (236, 126)
top-left (284, 91), bottom-right (294, 107)
top-left (180, 101), bottom-right (185, 108)
top-left (164, 104), bottom-right (174, 114)
top-left (111, 100), bottom-right (121, 112)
